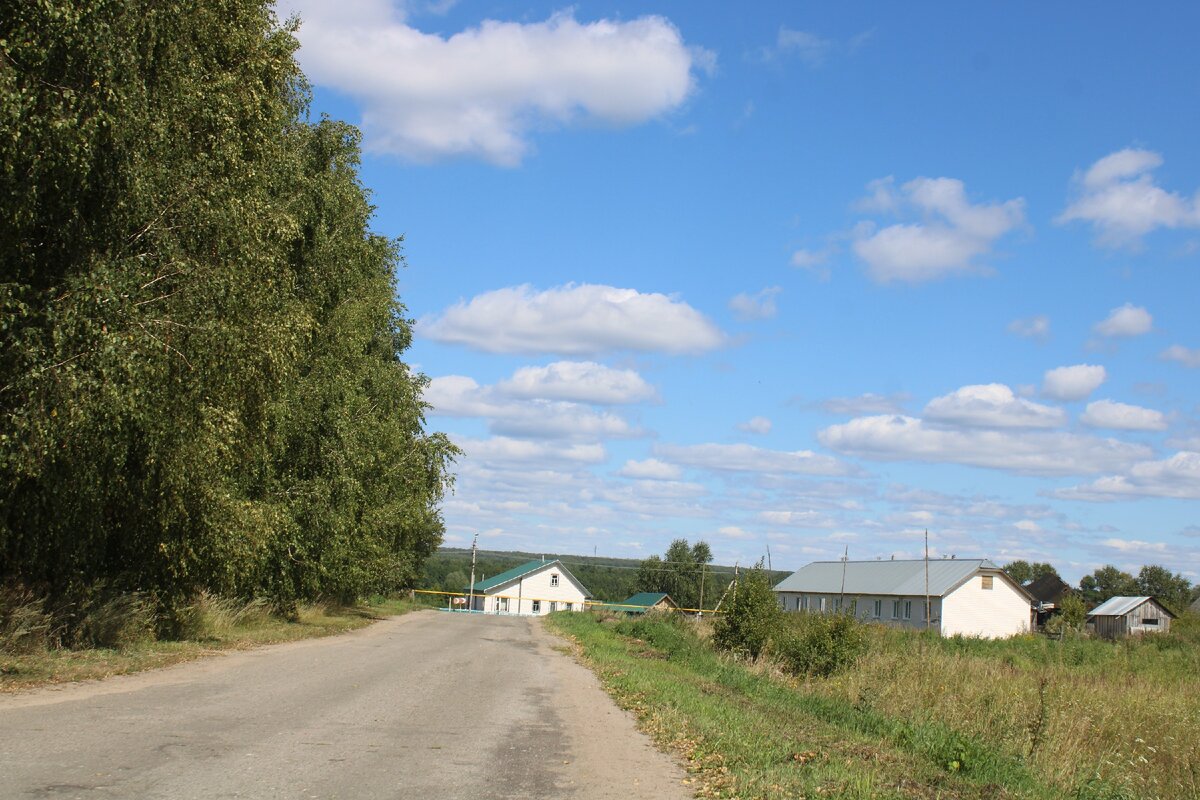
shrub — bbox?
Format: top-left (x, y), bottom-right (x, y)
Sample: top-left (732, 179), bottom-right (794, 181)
top-left (712, 564), bottom-right (782, 659)
top-left (774, 611), bottom-right (867, 677)
top-left (0, 584), bottom-right (54, 654)
top-left (80, 592), bottom-right (156, 650)
top-left (169, 592), bottom-right (272, 640)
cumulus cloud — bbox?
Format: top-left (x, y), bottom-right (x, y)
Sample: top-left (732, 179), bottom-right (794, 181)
top-left (1080, 399), bottom-right (1168, 431)
top-left (1161, 344), bottom-right (1200, 368)
top-left (775, 28), bottom-right (834, 65)
top-left (1007, 314), bottom-right (1050, 341)
top-left (451, 435), bottom-right (607, 465)
top-left (1093, 303), bottom-right (1153, 338)
top-left (759, 510), bottom-right (838, 528)
top-left (818, 414), bottom-right (1150, 476)
top-left (420, 284), bottom-right (725, 355)
top-left (283, 2), bottom-right (711, 165)
top-left (923, 384), bottom-right (1066, 429)
top-left (425, 375), bottom-right (638, 439)
top-left (1042, 364), bottom-right (1107, 401)
top-left (654, 443), bottom-right (853, 476)
top-left (729, 286), bottom-right (781, 321)
top-left (737, 416), bottom-right (773, 435)
top-left (497, 361), bottom-right (657, 404)
top-left (617, 458), bottom-right (682, 480)
top-left (790, 247), bottom-right (833, 280)
top-left (1055, 451), bottom-right (1200, 500)
top-left (1058, 148), bottom-right (1200, 246)
top-left (851, 176), bottom-right (1025, 283)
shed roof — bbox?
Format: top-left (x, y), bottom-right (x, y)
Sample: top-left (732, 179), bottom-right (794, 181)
top-left (1087, 596), bottom-right (1176, 618)
top-left (1025, 573), bottom-right (1070, 604)
top-left (773, 559), bottom-right (1020, 599)
top-left (623, 592), bottom-right (675, 609)
top-left (469, 559), bottom-right (591, 597)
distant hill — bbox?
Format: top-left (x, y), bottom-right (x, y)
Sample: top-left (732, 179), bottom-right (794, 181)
top-left (420, 547), bottom-right (789, 605)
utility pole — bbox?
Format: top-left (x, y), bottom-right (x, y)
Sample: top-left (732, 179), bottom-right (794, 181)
top-left (839, 545), bottom-right (848, 612)
top-left (924, 529), bottom-right (931, 634)
top-left (467, 533), bottom-right (479, 614)
top-left (698, 562), bottom-right (706, 617)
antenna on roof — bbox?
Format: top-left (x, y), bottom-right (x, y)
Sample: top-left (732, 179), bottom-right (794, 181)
top-left (839, 545), bottom-right (848, 611)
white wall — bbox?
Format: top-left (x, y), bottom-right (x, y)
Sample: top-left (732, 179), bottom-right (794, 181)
top-left (472, 564), bottom-right (587, 615)
top-left (941, 574), bottom-right (1030, 638)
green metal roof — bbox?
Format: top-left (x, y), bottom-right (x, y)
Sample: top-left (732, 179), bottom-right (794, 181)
top-left (468, 559), bottom-right (591, 597)
top-left (595, 592), bottom-right (675, 614)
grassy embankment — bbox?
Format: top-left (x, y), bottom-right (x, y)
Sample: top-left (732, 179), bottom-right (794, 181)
top-left (0, 596), bottom-right (419, 692)
top-left (547, 611), bottom-right (1200, 800)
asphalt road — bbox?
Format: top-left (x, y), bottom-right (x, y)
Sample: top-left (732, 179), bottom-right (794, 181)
top-left (0, 611), bottom-right (692, 799)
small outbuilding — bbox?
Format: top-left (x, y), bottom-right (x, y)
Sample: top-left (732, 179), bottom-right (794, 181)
top-left (467, 559), bottom-right (590, 616)
top-left (1025, 573), bottom-right (1072, 629)
top-left (1086, 596), bottom-right (1175, 639)
top-left (601, 592), bottom-right (679, 614)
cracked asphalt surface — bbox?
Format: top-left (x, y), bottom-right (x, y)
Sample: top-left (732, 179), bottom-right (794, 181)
top-left (0, 611), bottom-right (692, 799)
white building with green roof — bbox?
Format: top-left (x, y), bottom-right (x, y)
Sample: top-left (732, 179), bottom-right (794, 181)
top-left (467, 558), bottom-right (590, 616)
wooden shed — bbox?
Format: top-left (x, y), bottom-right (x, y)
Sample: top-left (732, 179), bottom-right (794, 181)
top-left (1086, 596), bottom-right (1175, 639)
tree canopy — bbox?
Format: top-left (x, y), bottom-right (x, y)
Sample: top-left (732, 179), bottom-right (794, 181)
top-left (635, 539), bottom-right (715, 610)
top-left (0, 1), bottom-right (454, 627)
top-left (1002, 561), bottom-right (1060, 585)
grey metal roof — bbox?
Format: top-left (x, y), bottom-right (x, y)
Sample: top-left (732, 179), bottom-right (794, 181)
top-left (1087, 596), bottom-right (1153, 617)
top-left (772, 559), bottom-right (1008, 598)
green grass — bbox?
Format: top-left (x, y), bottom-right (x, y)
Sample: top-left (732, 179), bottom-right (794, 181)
top-left (548, 611), bottom-right (1064, 800)
top-left (0, 596), bottom-right (420, 691)
top-left (549, 612), bottom-right (1200, 800)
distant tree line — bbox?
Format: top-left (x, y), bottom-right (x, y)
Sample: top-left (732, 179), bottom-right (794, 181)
top-left (1003, 560), bottom-right (1198, 615)
top-left (0, 1), bottom-right (455, 630)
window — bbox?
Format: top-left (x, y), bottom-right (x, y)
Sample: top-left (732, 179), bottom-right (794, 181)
top-left (873, 599), bottom-right (882, 618)
top-left (904, 600), bottom-right (912, 620)
top-left (892, 600), bottom-right (902, 619)
top-left (565, 602), bottom-right (572, 611)
top-left (801, 596), bottom-right (808, 611)
top-left (498, 597), bottom-right (509, 612)
top-left (532, 600), bottom-right (541, 613)
top-left (549, 601), bottom-right (557, 612)
top-left (1143, 618), bottom-right (1159, 626)
top-left (550, 573), bottom-right (560, 587)
top-left (981, 575), bottom-right (994, 590)
top-left (819, 597), bottom-right (826, 612)
top-left (795, 597), bottom-right (802, 611)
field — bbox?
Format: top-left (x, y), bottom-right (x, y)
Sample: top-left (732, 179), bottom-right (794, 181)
top-left (547, 611), bottom-right (1200, 800)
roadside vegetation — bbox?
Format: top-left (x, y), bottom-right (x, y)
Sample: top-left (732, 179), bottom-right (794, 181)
top-left (1, 3), bottom-right (454, 640)
top-left (547, 572), bottom-right (1200, 800)
top-left (0, 590), bottom-right (419, 691)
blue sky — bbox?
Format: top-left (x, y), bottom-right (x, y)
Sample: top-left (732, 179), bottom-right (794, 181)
top-left (280, 1), bottom-right (1200, 582)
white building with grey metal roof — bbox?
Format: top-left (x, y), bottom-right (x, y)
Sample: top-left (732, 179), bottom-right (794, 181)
top-left (773, 558), bottom-right (1033, 638)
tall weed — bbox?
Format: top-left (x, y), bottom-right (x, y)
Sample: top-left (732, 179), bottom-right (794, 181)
top-left (0, 584), bottom-right (54, 654)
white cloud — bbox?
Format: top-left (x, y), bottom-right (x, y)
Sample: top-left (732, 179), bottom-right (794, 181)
top-left (776, 28), bottom-right (834, 65)
top-left (1080, 399), bottom-right (1168, 431)
top-left (818, 414), bottom-right (1150, 476)
top-left (654, 442), bottom-right (853, 476)
top-left (924, 384), bottom-right (1066, 429)
top-left (1042, 364), bottom-right (1107, 401)
top-left (451, 435), bottom-right (607, 465)
top-left (729, 286), bottom-right (781, 321)
top-left (1093, 303), bottom-right (1152, 337)
top-left (716, 526), bottom-right (757, 540)
top-left (1058, 148), bottom-right (1200, 246)
top-left (737, 416), bottom-right (773, 435)
top-left (420, 283), bottom-right (725, 355)
top-left (1007, 314), bottom-right (1050, 341)
top-left (1099, 538), bottom-right (1170, 554)
top-left (851, 176), bottom-right (1025, 283)
top-left (497, 361), bottom-right (657, 404)
top-left (791, 247), bottom-right (832, 281)
top-left (284, 3), bottom-right (710, 165)
top-left (1161, 344), bottom-right (1200, 368)
top-left (820, 392), bottom-right (909, 416)
top-left (425, 375), bottom-right (637, 439)
top-left (617, 458), bottom-right (682, 481)
top-left (1057, 452), bottom-right (1200, 501)
top-left (759, 510), bottom-right (838, 528)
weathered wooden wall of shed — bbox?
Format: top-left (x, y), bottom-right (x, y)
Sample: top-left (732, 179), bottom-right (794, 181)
top-left (1125, 599), bottom-right (1171, 635)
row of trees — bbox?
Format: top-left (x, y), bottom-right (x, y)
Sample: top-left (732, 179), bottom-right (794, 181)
top-left (0, 2), bottom-right (454, 626)
top-left (1003, 560), bottom-right (1197, 615)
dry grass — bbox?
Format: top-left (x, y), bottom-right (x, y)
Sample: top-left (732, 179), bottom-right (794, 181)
top-left (805, 628), bottom-right (1200, 800)
top-left (0, 595), bottom-right (418, 692)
